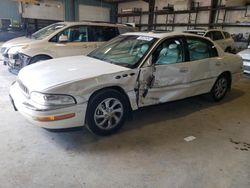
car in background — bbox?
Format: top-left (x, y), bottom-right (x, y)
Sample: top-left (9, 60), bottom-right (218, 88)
top-left (184, 29), bottom-right (235, 53)
top-left (237, 45), bottom-right (250, 74)
top-left (9, 32), bottom-right (242, 136)
top-left (1, 21), bottom-right (135, 74)
top-left (0, 26), bottom-right (26, 42)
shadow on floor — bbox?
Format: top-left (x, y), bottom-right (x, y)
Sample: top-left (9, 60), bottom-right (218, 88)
top-left (41, 88), bottom-right (245, 151)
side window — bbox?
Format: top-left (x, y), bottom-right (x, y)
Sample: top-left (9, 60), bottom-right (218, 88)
top-left (223, 31), bottom-right (231, 39)
top-left (153, 38), bottom-right (184, 65)
top-left (50, 25), bottom-right (88, 43)
top-left (187, 37), bottom-right (218, 61)
top-left (205, 32), bottom-right (213, 40)
top-left (212, 31), bottom-right (224, 40)
top-left (118, 27), bottom-right (134, 34)
top-left (88, 26), bottom-right (118, 42)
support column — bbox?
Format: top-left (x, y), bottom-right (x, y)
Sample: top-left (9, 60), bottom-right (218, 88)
top-left (209, 0), bottom-right (218, 28)
top-left (64, 0), bottom-right (76, 21)
top-left (148, 0), bottom-right (155, 31)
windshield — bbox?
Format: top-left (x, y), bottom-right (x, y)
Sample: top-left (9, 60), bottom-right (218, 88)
top-left (88, 35), bottom-right (157, 68)
top-left (31, 23), bottom-right (65, 40)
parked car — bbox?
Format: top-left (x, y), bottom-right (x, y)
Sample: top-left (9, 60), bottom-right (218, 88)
top-left (0, 26), bottom-right (26, 42)
top-left (184, 29), bottom-right (235, 53)
top-left (9, 32), bottom-right (243, 136)
top-left (237, 45), bottom-right (250, 74)
top-left (1, 21), bottom-right (135, 74)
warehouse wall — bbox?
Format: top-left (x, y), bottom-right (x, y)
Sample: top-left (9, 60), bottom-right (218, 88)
top-left (0, 0), bottom-right (20, 23)
top-left (64, 0), bottom-right (117, 22)
top-left (79, 0), bottom-right (117, 22)
top-left (22, 0), bottom-right (64, 21)
top-left (118, 0), bottom-right (250, 33)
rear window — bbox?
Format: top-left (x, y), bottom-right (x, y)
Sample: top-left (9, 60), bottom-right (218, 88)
top-left (205, 31), bottom-right (224, 41)
top-left (187, 37), bottom-right (218, 61)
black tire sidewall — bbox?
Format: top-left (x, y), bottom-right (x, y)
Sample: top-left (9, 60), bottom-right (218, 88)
top-left (86, 89), bottom-right (128, 136)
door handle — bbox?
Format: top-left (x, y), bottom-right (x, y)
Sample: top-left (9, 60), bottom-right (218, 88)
top-left (179, 67), bottom-right (188, 73)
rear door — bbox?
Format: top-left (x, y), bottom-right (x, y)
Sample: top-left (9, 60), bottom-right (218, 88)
top-left (184, 36), bottom-right (220, 96)
top-left (48, 25), bottom-right (90, 57)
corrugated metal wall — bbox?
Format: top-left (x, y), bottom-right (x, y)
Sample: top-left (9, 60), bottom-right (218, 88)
top-left (0, 0), bottom-right (20, 22)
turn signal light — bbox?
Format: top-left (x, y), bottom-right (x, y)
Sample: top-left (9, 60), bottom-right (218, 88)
top-left (35, 113), bottom-right (75, 122)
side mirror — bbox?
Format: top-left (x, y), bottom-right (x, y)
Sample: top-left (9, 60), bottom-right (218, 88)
top-left (58, 35), bottom-right (68, 43)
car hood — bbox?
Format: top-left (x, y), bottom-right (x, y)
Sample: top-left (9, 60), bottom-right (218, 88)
top-left (18, 55), bottom-right (130, 92)
top-left (2, 36), bottom-right (35, 49)
top-left (238, 49), bottom-right (250, 60)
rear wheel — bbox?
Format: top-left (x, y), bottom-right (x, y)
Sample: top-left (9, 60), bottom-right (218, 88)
top-left (210, 75), bottom-right (230, 102)
top-left (86, 89), bottom-right (128, 136)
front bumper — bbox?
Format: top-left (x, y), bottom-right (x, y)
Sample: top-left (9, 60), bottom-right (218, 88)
top-left (9, 82), bottom-right (87, 129)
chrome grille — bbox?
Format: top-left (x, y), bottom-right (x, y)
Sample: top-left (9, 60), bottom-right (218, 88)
top-left (17, 79), bottom-right (29, 96)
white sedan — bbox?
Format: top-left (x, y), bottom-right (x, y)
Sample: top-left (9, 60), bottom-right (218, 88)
top-left (9, 32), bottom-right (243, 136)
top-left (237, 45), bottom-right (250, 74)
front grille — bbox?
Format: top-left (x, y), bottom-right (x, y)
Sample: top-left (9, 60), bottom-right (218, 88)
top-left (17, 79), bottom-right (29, 96)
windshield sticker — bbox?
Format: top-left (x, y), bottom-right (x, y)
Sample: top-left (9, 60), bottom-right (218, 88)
top-left (137, 36), bottom-right (154, 41)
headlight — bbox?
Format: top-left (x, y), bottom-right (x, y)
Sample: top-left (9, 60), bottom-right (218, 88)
top-left (8, 45), bottom-right (29, 57)
top-left (30, 92), bottom-right (76, 106)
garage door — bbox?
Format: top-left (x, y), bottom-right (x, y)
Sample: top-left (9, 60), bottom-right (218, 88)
top-left (79, 5), bottom-right (110, 22)
top-left (21, 1), bottom-right (64, 21)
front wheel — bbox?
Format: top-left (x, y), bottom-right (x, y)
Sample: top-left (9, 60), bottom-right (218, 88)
top-left (210, 75), bottom-right (230, 102)
top-left (29, 55), bottom-right (51, 65)
top-left (86, 89), bottom-right (128, 136)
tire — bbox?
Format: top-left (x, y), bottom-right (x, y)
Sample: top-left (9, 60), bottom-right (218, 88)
top-left (29, 55), bottom-right (51, 65)
top-left (86, 89), bottom-right (129, 136)
top-left (210, 74), bottom-right (230, 102)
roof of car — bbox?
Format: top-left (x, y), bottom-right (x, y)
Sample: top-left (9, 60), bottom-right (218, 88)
top-left (122, 31), bottom-right (207, 39)
top-left (56, 21), bottom-right (131, 28)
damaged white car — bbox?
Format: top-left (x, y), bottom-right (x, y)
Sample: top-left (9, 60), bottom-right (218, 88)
top-left (10, 32), bottom-right (243, 135)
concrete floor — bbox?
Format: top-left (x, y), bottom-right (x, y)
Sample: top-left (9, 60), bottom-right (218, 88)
top-left (0, 63), bottom-right (250, 188)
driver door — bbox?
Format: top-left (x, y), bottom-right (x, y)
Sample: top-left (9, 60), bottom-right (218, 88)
top-left (48, 25), bottom-right (102, 58)
top-left (137, 37), bottom-right (190, 107)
